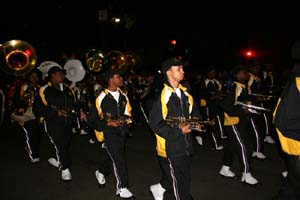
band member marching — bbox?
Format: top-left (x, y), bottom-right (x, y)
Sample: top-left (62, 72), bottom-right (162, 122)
top-left (247, 62), bottom-right (269, 160)
top-left (92, 69), bottom-right (135, 199)
top-left (34, 66), bottom-right (84, 181)
top-left (218, 64), bottom-right (259, 186)
top-left (149, 57), bottom-right (202, 200)
top-left (10, 70), bottom-right (42, 163)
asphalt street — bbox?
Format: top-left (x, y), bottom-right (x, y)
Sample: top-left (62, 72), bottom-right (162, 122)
top-left (0, 118), bottom-right (285, 200)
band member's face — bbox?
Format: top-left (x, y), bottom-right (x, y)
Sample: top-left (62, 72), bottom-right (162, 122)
top-left (52, 71), bottom-right (65, 84)
top-left (111, 74), bottom-right (123, 87)
top-left (28, 72), bottom-right (39, 84)
top-left (168, 66), bottom-right (185, 82)
top-left (237, 70), bottom-right (250, 83)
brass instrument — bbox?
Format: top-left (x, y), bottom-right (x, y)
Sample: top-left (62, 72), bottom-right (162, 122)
top-left (23, 85), bottom-right (38, 107)
top-left (249, 93), bottom-right (276, 101)
top-left (37, 60), bottom-right (62, 80)
top-left (104, 112), bottom-right (133, 126)
top-left (85, 49), bottom-right (106, 72)
top-left (235, 101), bottom-right (270, 114)
top-left (0, 40), bottom-right (37, 76)
top-left (106, 50), bottom-right (127, 70)
top-left (164, 116), bottom-right (215, 132)
top-left (64, 59), bottom-right (86, 88)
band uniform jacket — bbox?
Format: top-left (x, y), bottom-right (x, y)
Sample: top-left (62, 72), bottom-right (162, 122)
top-left (273, 72), bottom-right (300, 155)
top-left (93, 88), bottom-right (132, 142)
top-left (34, 82), bottom-right (79, 126)
top-left (149, 82), bottom-right (201, 158)
top-left (221, 81), bottom-right (250, 126)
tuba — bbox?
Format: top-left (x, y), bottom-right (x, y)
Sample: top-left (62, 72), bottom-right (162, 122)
top-left (0, 39), bottom-right (37, 76)
top-left (37, 60), bottom-right (62, 80)
top-left (64, 59), bottom-right (86, 88)
top-left (85, 48), bottom-right (106, 72)
top-left (106, 50), bottom-right (127, 70)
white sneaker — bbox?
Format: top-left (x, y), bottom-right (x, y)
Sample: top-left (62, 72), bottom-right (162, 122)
top-left (116, 187), bottom-right (134, 199)
top-left (195, 136), bottom-right (203, 146)
top-left (215, 145), bottom-right (224, 150)
top-left (48, 157), bottom-right (59, 168)
top-left (72, 128), bottom-right (77, 134)
top-left (61, 168), bottom-right (72, 181)
top-left (95, 170), bottom-right (105, 187)
top-left (150, 183), bottom-right (166, 200)
top-left (282, 171), bottom-right (288, 178)
top-left (241, 172), bottom-right (258, 185)
top-left (89, 139), bottom-right (96, 144)
top-left (264, 136), bottom-right (276, 144)
top-left (252, 152), bottom-right (267, 159)
top-left (219, 165), bottom-right (236, 178)
top-left (80, 129), bottom-right (88, 135)
top-left (31, 158), bottom-right (40, 163)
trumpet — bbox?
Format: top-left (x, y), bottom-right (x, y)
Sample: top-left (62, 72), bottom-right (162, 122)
top-left (164, 116), bottom-right (215, 132)
top-left (104, 113), bottom-right (133, 126)
top-left (235, 101), bottom-right (270, 114)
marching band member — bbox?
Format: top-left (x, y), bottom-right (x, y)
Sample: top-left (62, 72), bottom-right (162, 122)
top-left (149, 57), bottom-right (201, 200)
top-left (203, 68), bottom-right (224, 149)
top-left (247, 62), bottom-right (268, 159)
top-left (273, 60), bottom-right (300, 199)
top-left (10, 70), bottom-right (42, 163)
top-left (218, 64), bottom-right (259, 186)
top-left (93, 69), bottom-right (135, 199)
top-left (34, 66), bottom-right (84, 181)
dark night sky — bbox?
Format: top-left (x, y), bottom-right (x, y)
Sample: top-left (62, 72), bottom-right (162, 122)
top-left (1, 1), bottom-right (299, 71)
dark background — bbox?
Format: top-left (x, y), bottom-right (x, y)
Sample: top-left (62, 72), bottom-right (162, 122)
top-left (1, 1), bottom-right (299, 73)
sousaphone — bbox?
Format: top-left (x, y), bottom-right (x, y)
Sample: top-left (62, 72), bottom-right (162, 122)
top-left (37, 60), bottom-right (62, 80)
top-left (0, 39), bottom-right (37, 76)
top-left (85, 48), bottom-right (106, 72)
top-left (64, 59), bottom-right (86, 87)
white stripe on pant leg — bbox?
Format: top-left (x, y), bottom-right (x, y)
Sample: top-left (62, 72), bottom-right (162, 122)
top-left (105, 146), bottom-right (122, 191)
top-left (216, 115), bottom-right (225, 138)
top-left (250, 118), bottom-right (260, 152)
top-left (44, 121), bottom-right (61, 169)
top-left (263, 113), bottom-right (269, 136)
top-left (22, 126), bottom-right (34, 161)
top-left (168, 158), bottom-right (180, 200)
top-left (211, 132), bottom-right (218, 148)
top-left (232, 125), bottom-right (249, 173)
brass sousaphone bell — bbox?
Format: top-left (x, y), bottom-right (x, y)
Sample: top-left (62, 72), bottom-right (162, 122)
top-left (0, 39), bottom-right (37, 76)
top-left (85, 48), bottom-right (107, 72)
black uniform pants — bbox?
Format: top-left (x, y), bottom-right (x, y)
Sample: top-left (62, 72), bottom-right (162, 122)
top-left (45, 119), bottom-right (72, 170)
top-left (222, 119), bottom-right (253, 173)
top-left (250, 114), bottom-right (266, 153)
top-left (275, 154), bottom-right (300, 200)
top-left (158, 155), bottom-right (193, 200)
top-left (18, 119), bottom-right (43, 160)
top-left (105, 134), bottom-right (129, 190)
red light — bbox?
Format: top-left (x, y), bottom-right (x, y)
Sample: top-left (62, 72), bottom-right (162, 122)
top-left (244, 50), bottom-right (255, 58)
top-left (25, 49), bottom-right (32, 56)
top-left (170, 39), bottom-right (177, 45)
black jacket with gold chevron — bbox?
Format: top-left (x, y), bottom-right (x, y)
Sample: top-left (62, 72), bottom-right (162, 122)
top-left (148, 81), bottom-right (201, 158)
top-left (273, 65), bottom-right (300, 140)
top-left (220, 81), bottom-right (250, 126)
top-left (94, 88), bottom-right (132, 139)
top-left (34, 82), bottom-right (79, 125)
